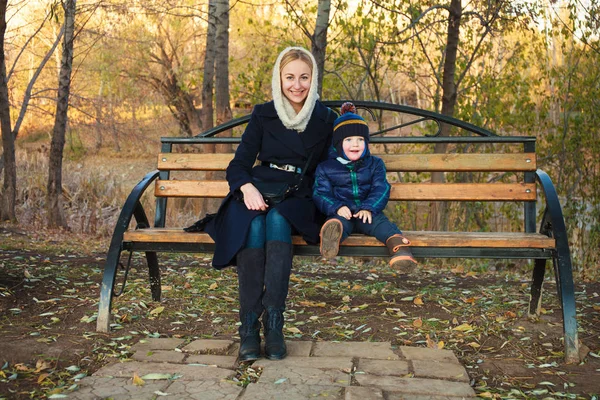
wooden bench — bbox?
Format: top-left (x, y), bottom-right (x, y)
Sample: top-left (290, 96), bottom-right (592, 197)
top-left (96, 101), bottom-right (579, 363)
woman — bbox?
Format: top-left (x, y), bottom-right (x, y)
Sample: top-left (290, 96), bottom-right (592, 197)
top-left (205, 47), bottom-right (334, 361)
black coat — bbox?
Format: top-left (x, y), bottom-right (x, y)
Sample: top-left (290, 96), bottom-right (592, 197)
top-left (206, 100), bottom-right (335, 268)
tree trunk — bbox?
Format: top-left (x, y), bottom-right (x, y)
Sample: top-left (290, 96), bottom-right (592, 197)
top-left (47, 0), bottom-right (76, 229)
top-left (428, 0), bottom-right (461, 231)
top-left (202, 0), bottom-right (217, 143)
top-left (311, 0), bottom-right (331, 97)
top-left (215, 0), bottom-right (231, 153)
top-left (0, 0), bottom-right (16, 222)
top-left (94, 80), bottom-right (103, 151)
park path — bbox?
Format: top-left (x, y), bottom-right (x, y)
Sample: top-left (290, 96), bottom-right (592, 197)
top-left (66, 338), bottom-right (476, 399)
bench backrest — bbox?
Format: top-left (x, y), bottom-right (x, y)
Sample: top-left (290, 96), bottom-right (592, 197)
top-left (154, 101), bottom-right (539, 232)
top-left (155, 152), bottom-right (537, 202)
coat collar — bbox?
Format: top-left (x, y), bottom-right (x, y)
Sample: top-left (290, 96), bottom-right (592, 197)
top-left (259, 101), bottom-right (332, 156)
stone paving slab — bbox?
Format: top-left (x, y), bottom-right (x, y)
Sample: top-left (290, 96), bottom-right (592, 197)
top-left (357, 359), bottom-right (410, 376)
top-left (186, 354), bottom-right (238, 369)
top-left (412, 359), bottom-right (469, 382)
top-left (182, 339), bottom-right (235, 354)
top-left (345, 386), bottom-right (385, 400)
top-left (253, 355), bottom-right (353, 370)
top-left (67, 338), bottom-right (477, 399)
top-left (64, 376), bottom-right (170, 400)
top-left (94, 360), bottom-right (235, 381)
top-left (313, 341), bottom-right (400, 359)
top-left (129, 338), bottom-right (186, 352)
top-left (244, 382), bottom-right (344, 399)
top-left (399, 346), bottom-right (459, 363)
top-left (132, 349), bottom-right (186, 363)
top-left (354, 375), bottom-right (475, 397)
top-left (385, 395), bottom-right (478, 400)
top-left (258, 365), bottom-right (351, 386)
top-left (163, 379), bottom-right (243, 400)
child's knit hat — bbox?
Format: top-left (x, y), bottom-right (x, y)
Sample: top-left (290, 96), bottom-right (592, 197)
top-left (332, 102), bottom-right (370, 159)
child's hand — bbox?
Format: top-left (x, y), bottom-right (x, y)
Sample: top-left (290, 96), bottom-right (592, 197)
top-left (354, 210), bottom-right (372, 224)
top-left (337, 206), bottom-right (352, 220)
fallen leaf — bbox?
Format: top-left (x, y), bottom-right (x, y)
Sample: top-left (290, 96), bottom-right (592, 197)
top-left (132, 373), bottom-right (145, 386)
top-left (141, 373), bottom-right (173, 380)
top-left (413, 318), bottom-right (423, 328)
top-left (453, 323), bottom-right (474, 332)
top-left (149, 306), bottom-right (165, 316)
top-left (208, 282), bottom-right (218, 290)
top-left (468, 342), bottom-right (481, 348)
top-left (35, 359), bottom-right (51, 372)
top-left (37, 373), bottom-right (50, 384)
top-left (286, 327), bottom-right (302, 334)
top-left (413, 297), bottom-right (424, 306)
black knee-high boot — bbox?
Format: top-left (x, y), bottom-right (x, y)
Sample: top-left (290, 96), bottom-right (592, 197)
top-left (237, 247), bottom-right (265, 361)
top-left (262, 241), bottom-right (293, 360)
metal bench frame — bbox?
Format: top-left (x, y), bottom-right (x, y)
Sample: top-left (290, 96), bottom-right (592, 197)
top-left (96, 101), bottom-right (579, 363)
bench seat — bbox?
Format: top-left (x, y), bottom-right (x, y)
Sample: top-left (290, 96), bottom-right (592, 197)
top-left (124, 229), bottom-right (555, 249)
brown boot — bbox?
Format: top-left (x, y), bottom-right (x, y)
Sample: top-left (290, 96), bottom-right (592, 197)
top-left (320, 219), bottom-right (343, 259)
top-left (387, 234), bottom-right (417, 274)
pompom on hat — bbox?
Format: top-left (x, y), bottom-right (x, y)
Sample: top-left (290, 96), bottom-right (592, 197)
top-left (332, 102), bottom-right (370, 159)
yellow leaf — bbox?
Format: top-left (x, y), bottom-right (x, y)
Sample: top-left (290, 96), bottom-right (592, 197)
top-left (452, 317), bottom-right (459, 324)
top-left (451, 266), bottom-right (464, 273)
top-left (468, 342), bottom-right (481, 348)
top-left (437, 341), bottom-right (445, 349)
top-left (161, 285), bottom-right (172, 291)
top-left (0, 370), bottom-right (6, 378)
top-left (286, 327), bottom-right (302, 334)
top-left (351, 285), bottom-right (363, 291)
top-left (149, 306), bottom-right (165, 316)
top-left (413, 318), bottom-right (423, 328)
top-left (453, 323), bottom-right (474, 332)
top-left (413, 297), bottom-right (424, 306)
top-left (478, 391), bottom-right (494, 398)
top-left (14, 363), bottom-right (30, 371)
top-left (342, 295), bottom-right (351, 303)
top-left (426, 334), bottom-right (436, 348)
top-left (132, 373), bottom-right (145, 386)
top-left (37, 373), bottom-right (49, 384)
top-left (209, 282), bottom-right (218, 290)
top-left (35, 359), bottom-right (51, 373)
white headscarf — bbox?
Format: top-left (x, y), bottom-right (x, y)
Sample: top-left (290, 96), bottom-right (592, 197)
top-left (271, 46), bottom-right (319, 132)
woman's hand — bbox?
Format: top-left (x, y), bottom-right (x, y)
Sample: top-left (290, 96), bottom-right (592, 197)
top-left (337, 206), bottom-right (352, 220)
top-left (354, 210), bottom-right (372, 224)
top-left (240, 183), bottom-right (269, 211)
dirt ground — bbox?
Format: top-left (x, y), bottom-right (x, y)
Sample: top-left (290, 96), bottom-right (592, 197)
top-left (0, 226), bottom-right (599, 399)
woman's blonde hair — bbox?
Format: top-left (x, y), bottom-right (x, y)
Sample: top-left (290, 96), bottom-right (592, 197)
top-left (279, 49), bottom-right (314, 74)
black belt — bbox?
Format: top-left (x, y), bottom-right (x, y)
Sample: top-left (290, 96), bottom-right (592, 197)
top-left (261, 161), bottom-right (302, 174)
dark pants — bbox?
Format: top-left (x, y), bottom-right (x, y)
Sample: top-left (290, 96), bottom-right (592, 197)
top-left (331, 213), bottom-right (402, 244)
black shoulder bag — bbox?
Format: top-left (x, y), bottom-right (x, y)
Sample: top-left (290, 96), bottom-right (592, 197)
top-left (248, 151), bottom-right (315, 206)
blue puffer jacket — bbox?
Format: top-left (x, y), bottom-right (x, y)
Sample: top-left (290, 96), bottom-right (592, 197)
top-left (313, 149), bottom-right (391, 217)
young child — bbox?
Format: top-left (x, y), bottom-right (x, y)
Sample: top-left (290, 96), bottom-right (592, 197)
top-left (313, 102), bottom-right (417, 272)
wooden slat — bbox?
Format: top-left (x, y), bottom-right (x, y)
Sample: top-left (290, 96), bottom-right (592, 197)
top-left (155, 180), bottom-right (537, 201)
top-left (388, 183), bottom-right (537, 201)
top-left (157, 153), bottom-right (536, 172)
top-left (124, 229), bottom-right (555, 249)
top-left (379, 153), bottom-right (536, 172)
top-left (155, 180), bottom-right (229, 198)
top-left (158, 153), bottom-right (233, 171)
